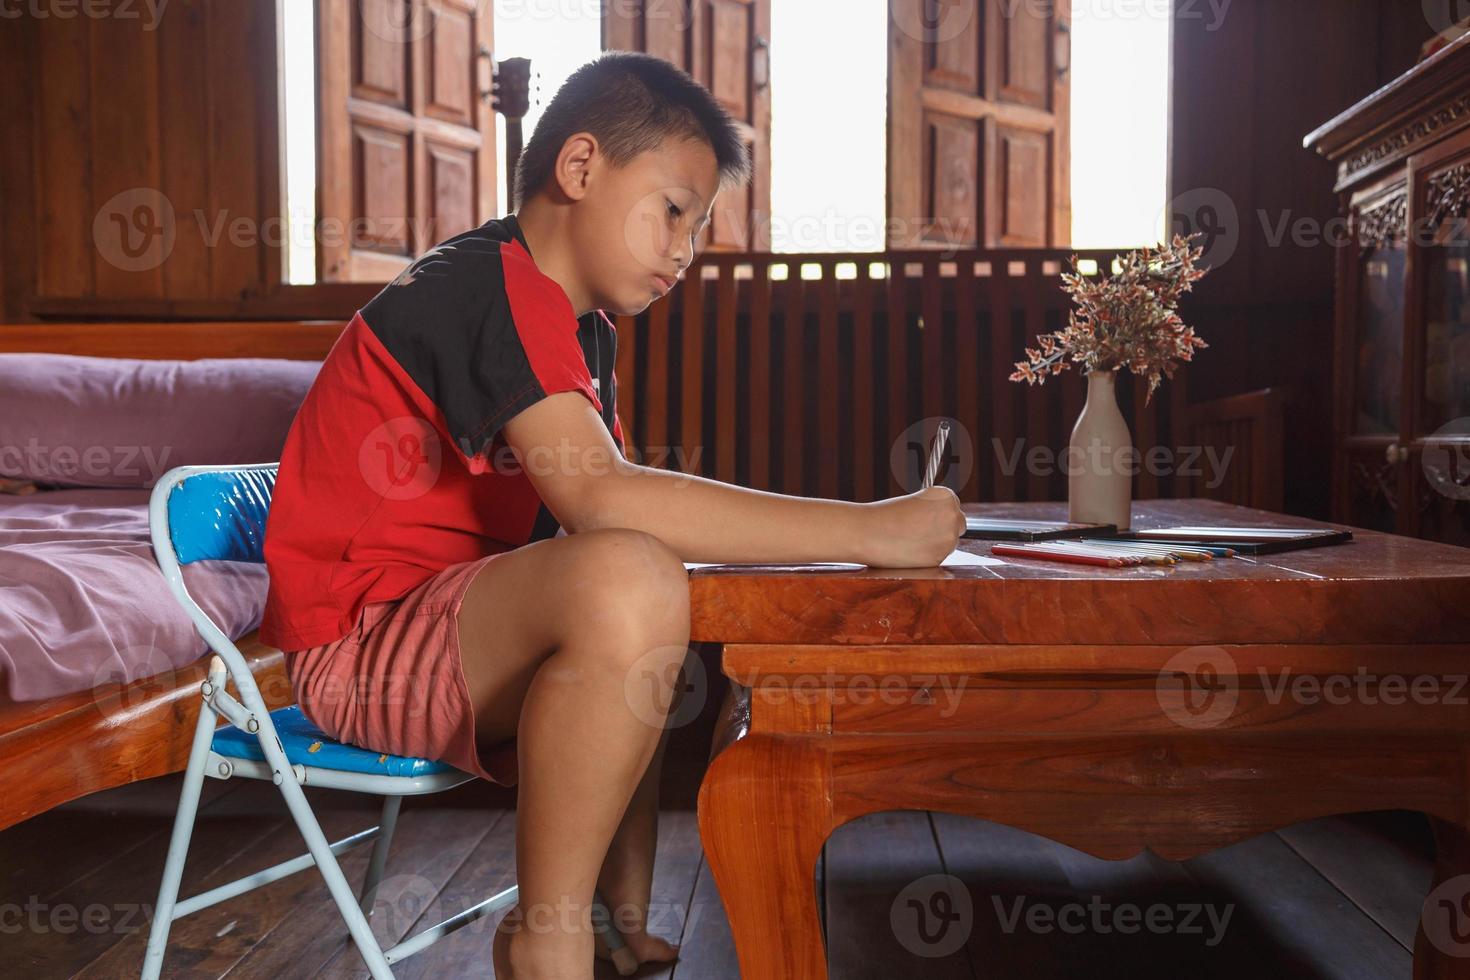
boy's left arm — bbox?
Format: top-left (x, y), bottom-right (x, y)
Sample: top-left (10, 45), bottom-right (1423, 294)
top-left (503, 391), bottom-right (963, 568)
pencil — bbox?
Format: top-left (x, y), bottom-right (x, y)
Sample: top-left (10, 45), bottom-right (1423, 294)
top-left (1082, 539), bottom-right (1215, 561)
top-left (1007, 540), bottom-right (1147, 563)
top-left (922, 421), bottom-right (950, 490)
top-left (991, 543), bottom-right (1125, 567)
top-left (1065, 541), bottom-right (1176, 564)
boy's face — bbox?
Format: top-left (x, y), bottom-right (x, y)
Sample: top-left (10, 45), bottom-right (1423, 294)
top-left (572, 136), bottom-right (722, 317)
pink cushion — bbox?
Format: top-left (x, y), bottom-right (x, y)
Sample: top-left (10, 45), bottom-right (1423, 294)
top-left (0, 354), bottom-right (320, 488)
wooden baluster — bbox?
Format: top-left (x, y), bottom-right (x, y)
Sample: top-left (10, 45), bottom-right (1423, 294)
top-left (921, 257), bottom-right (945, 436)
top-left (1020, 258), bottom-right (1050, 503)
top-left (954, 255), bottom-right (980, 503)
top-left (817, 261), bottom-right (840, 499)
top-left (681, 263), bottom-right (707, 477)
top-left (749, 257), bottom-right (774, 492)
top-left (645, 279), bottom-right (671, 469)
top-left (989, 259), bottom-right (1017, 502)
top-left (715, 261), bottom-right (738, 484)
top-left (853, 261), bottom-right (877, 502)
top-left (885, 259), bottom-right (910, 497)
top-left (782, 263), bottom-right (807, 495)
top-left (1134, 367), bottom-right (1158, 501)
top-left (1170, 362), bottom-right (1190, 499)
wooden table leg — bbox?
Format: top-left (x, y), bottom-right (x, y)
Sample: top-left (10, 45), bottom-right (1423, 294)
top-left (698, 723), bottom-right (835, 980)
top-left (1416, 816), bottom-right (1470, 979)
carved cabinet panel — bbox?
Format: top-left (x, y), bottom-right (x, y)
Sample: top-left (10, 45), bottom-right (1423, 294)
top-left (1309, 38), bottom-right (1470, 544)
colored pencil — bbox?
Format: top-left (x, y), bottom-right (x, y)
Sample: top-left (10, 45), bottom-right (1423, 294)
top-left (991, 543), bottom-right (1125, 567)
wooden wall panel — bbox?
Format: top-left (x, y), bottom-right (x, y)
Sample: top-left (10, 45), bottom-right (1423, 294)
top-left (1, 0), bottom-right (280, 319)
top-left (0, 12), bottom-right (37, 320)
top-left (925, 2), bottom-right (981, 93)
top-left (36, 17), bottom-right (95, 299)
top-left (999, 0), bottom-right (1051, 109)
top-left (157, 0), bottom-right (211, 301)
top-left (427, 5), bottom-right (475, 124)
top-left (320, 0), bottom-right (496, 282)
top-left (996, 127), bottom-right (1049, 246)
top-left (924, 111), bottom-right (981, 247)
top-left (355, 0), bottom-right (411, 104)
top-left (890, 0), bottom-right (1069, 249)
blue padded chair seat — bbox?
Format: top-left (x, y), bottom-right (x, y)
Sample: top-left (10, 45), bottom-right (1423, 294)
top-left (212, 705), bottom-right (457, 778)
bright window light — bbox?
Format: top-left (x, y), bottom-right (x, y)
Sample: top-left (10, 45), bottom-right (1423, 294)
top-left (1070, 1), bottom-right (1171, 248)
top-left (281, 0), bottom-right (317, 285)
top-left (494, 6), bottom-right (601, 213)
top-left (770, 0), bottom-right (888, 253)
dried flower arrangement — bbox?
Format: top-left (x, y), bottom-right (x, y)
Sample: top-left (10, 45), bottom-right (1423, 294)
top-left (1009, 232), bottom-right (1211, 404)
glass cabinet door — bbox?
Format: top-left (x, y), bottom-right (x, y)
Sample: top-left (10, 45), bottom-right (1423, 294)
top-left (1344, 447), bottom-right (1401, 533)
top-left (1350, 187), bottom-right (1408, 438)
top-left (1419, 162), bottom-right (1470, 435)
top-left (1415, 160), bottom-right (1470, 544)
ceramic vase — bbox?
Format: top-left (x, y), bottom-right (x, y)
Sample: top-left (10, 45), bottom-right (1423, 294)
top-left (1067, 369), bottom-right (1133, 530)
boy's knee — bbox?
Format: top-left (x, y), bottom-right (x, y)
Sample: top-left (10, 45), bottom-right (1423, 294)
top-left (576, 528), bottom-right (686, 586)
top-left (569, 528), bottom-right (690, 626)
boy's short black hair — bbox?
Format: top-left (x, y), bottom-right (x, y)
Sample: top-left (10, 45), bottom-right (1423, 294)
top-left (513, 51), bottom-right (752, 208)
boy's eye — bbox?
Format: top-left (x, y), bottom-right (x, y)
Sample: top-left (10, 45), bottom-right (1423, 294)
top-left (667, 201), bottom-right (683, 220)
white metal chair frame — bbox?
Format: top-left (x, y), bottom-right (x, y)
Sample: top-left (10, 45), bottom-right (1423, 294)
top-left (141, 463), bottom-right (519, 979)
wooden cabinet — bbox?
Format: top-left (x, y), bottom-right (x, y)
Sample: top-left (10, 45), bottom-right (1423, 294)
top-left (1306, 35), bottom-right (1470, 546)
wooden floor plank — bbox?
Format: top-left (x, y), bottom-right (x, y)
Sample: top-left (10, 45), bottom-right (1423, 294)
top-left (0, 773), bottom-right (243, 911)
top-left (235, 801), bottom-right (499, 979)
top-left (6, 778), bottom-right (276, 978)
top-left (1044, 840), bottom-right (1241, 978)
top-left (1184, 830), bottom-right (1411, 979)
top-left (931, 812), bottom-right (1094, 979)
top-left (0, 764), bottom-right (1436, 979)
top-left (1277, 812), bottom-right (1435, 951)
top-left (73, 785), bottom-right (378, 979)
top-left (669, 857), bottom-right (739, 980)
top-left (824, 810), bottom-right (974, 979)
top-left (385, 806), bottom-right (518, 979)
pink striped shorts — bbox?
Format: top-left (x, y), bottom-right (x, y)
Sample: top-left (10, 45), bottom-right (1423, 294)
top-left (284, 554), bottom-right (519, 786)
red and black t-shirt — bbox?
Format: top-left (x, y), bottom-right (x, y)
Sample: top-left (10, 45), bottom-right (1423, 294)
top-left (259, 214), bottom-right (623, 652)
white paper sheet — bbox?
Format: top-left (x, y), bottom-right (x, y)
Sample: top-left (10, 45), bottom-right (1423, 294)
top-left (682, 549), bottom-right (1004, 571)
top-left (681, 560), bottom-right (866, 571)
top-left (939, 549), bottom-right (1007, 567)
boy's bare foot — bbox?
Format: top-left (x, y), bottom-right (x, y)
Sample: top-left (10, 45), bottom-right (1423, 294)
top-left (592, 880), bottom-right (680, 968)
top-left (594, 924), bottom-right (680, 965)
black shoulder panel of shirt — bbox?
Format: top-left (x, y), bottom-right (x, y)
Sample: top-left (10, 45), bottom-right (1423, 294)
top-left (358, 215), bottom-right (620, 463)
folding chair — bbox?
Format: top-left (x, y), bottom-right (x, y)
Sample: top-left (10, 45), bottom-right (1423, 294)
top-left (139, 463), bottom-right (520, 979)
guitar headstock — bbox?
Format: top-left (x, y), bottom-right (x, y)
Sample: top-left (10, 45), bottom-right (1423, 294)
top-left (491, 56), bottom-right (533, 119)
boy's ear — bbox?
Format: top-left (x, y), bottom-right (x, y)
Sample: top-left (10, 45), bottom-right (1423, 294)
top-left (554, 132), bottom-right (599, 201)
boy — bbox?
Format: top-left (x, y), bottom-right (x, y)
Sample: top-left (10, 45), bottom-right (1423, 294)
top-left (260, 51), bottom-right (963, 979)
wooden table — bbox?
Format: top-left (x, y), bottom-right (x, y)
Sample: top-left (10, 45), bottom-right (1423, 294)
top-left (690, 500), bottom-right (1470, 979)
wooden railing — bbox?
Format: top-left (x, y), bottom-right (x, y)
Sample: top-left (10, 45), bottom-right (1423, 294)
top-left (610, 248), bottom-right (1201, 505)
top-left (2, 251), bottom-right (1282, 509)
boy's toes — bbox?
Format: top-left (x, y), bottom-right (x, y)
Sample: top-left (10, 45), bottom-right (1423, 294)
top-left (593, 928), bottom-right (680, 966)
top-left (625, 930), bottom-right (680, 963)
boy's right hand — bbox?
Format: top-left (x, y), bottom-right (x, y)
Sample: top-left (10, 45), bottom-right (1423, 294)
top-left (859, 486), bottom-right (967, 567)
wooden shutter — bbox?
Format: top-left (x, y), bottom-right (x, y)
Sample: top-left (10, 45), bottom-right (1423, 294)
top-left (318, 0), bottom-right (498, 282)
top-left (888, 0), bottom-right (1071, 248)
top-left (604, 0), bottom-right (772, 252)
